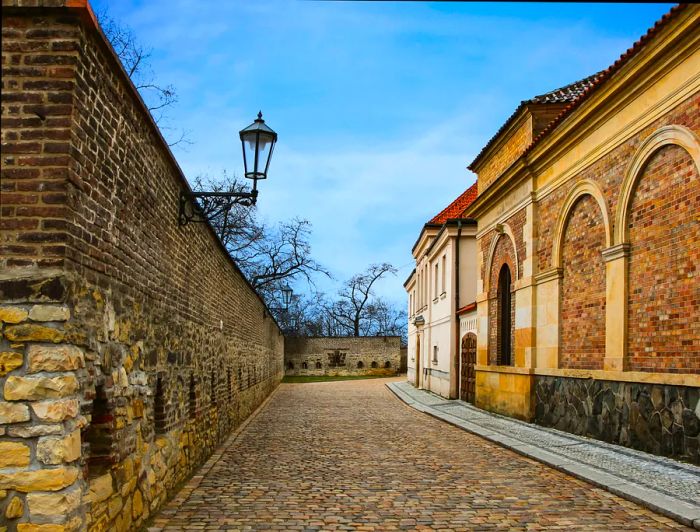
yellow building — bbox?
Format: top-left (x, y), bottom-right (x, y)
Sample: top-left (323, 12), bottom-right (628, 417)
top-left (462, 5), bottom-right (699, 462)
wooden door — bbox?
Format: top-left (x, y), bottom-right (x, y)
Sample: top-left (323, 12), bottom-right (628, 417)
top-left (460, 333), bottom-right (477, 403)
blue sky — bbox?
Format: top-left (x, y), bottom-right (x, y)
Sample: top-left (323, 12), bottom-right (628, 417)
top-left (93, 1), bottom-right (671, 305)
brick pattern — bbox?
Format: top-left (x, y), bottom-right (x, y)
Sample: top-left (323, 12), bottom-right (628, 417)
top-left (487, 234), bottom-right (516, 365)
top-left (536, 94), bottom-right (699, 269)
top-left (1, 10), bottom-right (284, 532)
top-left (285, 337), bottom-right (401, 376)
top-left (0, 13), bottom-right (78, 271)
top-left (152, 379), bottom-right (686, 530)
top-left (627, 144), bottom-right (700, 373)
top-left (477, 116), bottom-right (532, 194)
top-left (560, 194), bottom-right (606, 370)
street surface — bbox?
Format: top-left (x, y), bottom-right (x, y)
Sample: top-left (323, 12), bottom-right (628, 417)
top-left (152, 377), bottom-right (685, 530)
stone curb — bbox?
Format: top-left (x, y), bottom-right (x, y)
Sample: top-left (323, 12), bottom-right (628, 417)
top-left (386, 382), bottom-right (700, 530)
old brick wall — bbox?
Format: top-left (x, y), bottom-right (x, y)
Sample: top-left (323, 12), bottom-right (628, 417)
top-left (477, 116), bottom-right (532, 194)
top-left (285, 337), bottom-right (401, 377)
top-left (627, 144), bottom-right (700, 373)
top-left (535, 93), bottom-right (699, 375)
top-left (1, 5), bottom-right (284, 531)
top-left (559, 195), bottom-right (606, 370)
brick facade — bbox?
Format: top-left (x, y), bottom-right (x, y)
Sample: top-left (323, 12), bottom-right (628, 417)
top-left (285, 337), bottom-right (401, 377)
top-left (1, 6), bottom-right (284, 531)
top-left (559, 195), bottom-right (606, 370)
top-left (627, 144), bottom-right (700, 373)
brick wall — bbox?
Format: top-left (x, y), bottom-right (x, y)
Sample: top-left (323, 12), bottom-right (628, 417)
top-left (627, 144), bottom-right (700, 373)
top-left (533, 94), bottom-right (699, 375)
top-left (1, 6), bottom-right (284, 531)
top-left (477, 116), bottom-right (532, 194)
top-left (559, 195), bottom-right (606, 370)
top-left (284, 337), bottom-right (401, 377)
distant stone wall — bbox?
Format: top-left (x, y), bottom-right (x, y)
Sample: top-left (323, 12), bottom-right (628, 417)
top-left (285, 337), bottom-right (401, 377)
top-left (1, 4), bottom-right (283, 531)
top-left (534, 376), bottom-right (699, 464)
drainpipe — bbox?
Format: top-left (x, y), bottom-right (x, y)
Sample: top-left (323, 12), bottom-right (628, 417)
top-left (454, 220), bottom-right (462, 399)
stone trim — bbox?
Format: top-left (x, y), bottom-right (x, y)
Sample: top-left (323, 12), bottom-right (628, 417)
top-left (534, 268), bottom-right (563, 285)
top-left (550, 179), bottom-right (613, 269)
top-left (534, 367), bottom-right (700, 387)
top-left (615, 124), bottom-right (700, 244)
top-left (475, 365), bottom-right (535, 376)
top-left (601, 243), bottom-right (630, 262)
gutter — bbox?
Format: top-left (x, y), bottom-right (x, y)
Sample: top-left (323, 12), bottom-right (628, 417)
top-left (453, 219), bottom-right (463, 400)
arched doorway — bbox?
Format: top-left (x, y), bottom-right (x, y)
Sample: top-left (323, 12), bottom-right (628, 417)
top-left (460, 333), bottom-right (477, 403)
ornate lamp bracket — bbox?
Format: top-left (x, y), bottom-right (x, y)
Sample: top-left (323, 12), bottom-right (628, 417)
top-left (178, 189), bottom-right (258, 226)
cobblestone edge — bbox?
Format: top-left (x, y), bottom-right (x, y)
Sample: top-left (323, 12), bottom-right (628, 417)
top-left (386, 382), bottom-right (700, 530)
top-left (146, 383), bottom-right (283, 531)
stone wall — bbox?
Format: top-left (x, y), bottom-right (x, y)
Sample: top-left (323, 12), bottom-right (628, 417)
top-left (534, 376), bottom-right (699, 464)
top-left (1, 3), bottom-right (284, 531)
top-left (285, 337), bottom-right (401, 377)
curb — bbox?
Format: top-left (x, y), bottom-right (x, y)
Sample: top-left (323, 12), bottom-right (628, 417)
top-left (386, 382), bottom-right (700, 530)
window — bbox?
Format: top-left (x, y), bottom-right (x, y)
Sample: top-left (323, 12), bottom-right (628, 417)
top-left (357, 361), bottom-right (364, 369)
top-left (287, 361), bottom-right (294, 370)
top-left (498, 264), bottom-right (513, 366)
top-left (384, 361), bottom-right (391, 369)
top-left (153, 376), bottom-right (166, 434)
top-left (434, 263), bottom-right (439, 298)
top-left (85, 384), bottom-right (113, 477)
top-left (433, 346), bottom-right (438, 363)
top-left (302, 361), bottom-right (308, 369)
top-left (189, 375), bottom-right (197, 419)
top-left (442, 255), bottom-right (446, 293)
top-left (315, 361), bottom-right (322, 369)
top-left (371, 361), bottom-right (378, 368)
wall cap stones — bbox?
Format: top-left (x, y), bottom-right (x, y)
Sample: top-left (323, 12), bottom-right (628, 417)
top-left (601, 243), bottom-right (630, 263)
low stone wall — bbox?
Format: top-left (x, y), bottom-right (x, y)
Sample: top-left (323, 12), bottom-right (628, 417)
top-left (285, 337), bottom-right (401, 377)
top-left (534, 376), bottom-right (699, 464)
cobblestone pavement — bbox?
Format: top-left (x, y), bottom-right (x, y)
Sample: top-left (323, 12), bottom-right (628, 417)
top-left (151, 378), bottom-right (688, 531)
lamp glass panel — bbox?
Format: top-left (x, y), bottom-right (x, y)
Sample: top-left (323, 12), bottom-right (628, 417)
top-left (242, 133), bottom-right (258, 178)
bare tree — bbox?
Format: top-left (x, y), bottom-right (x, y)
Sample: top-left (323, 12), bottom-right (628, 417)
top-left (96, 10), bottom-right (188, 146)
top-left (327, 263), bottom-right (397, 337)
top-left (192, 174), bottom-right (330, 304)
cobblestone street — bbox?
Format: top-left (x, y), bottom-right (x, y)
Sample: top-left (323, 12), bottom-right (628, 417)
top-left (151, 378), bottom-right (686, 530)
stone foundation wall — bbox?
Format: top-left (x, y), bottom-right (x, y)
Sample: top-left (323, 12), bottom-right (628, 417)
top-left (1, 3), bottom-right (284, 531)
top-left (534, 376), bottom-right (699, 464)
top-left (285, 337), bottom-right (401, 377)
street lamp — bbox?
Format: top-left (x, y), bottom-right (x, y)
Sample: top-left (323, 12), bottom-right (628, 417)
top-left (281, 284), bottom-right (293, 310)
top-left (179, 112), bottom-right (278, 226)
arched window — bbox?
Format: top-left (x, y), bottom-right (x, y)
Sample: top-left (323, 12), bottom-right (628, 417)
top-left (357, 361), bottom-right (364, 369)
top-left (384, 361), bottom-right (391, 368)
top-left (315, 361), bottom-right (322, 369)
top-left (497, 264), bottom-right (512, 366)
top-left (287, 361), bottom-right (294, 370)
top-left (302, 362), bottom-right (308, 369)
top-left (371, 361), bottom-right (378, 369)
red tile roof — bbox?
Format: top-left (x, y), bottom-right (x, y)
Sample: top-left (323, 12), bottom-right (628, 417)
top-left (468, 73), bottom-right (603, 171)
top-left (524, 4), bottom-right (688, 157)
top-left (429, 182), bottom-right (478, 224)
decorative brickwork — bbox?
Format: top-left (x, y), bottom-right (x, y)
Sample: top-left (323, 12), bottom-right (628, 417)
top-left (285, 337), bottom-right (401, 377)
top-left (487, 235), bottom-right (516, 365)
top-left (627, 144), bottom-right (700, 373)
top-left (559, 195), bottom-right (606, 370)
top-left (1, 6), bottom-right (284, 531)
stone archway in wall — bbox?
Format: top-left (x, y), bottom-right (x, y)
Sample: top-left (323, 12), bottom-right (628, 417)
top-left (486, 233), bottom-right (517, 366)
top-left (622, 133), bottom-right (700, 373)
top-left (558, 193), bottom-right (608, 370)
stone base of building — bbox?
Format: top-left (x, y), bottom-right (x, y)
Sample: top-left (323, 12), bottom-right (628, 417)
top-left (534, 376), bottom-right (699, 464)
top-left (475, 368), bottom-right (534, 421)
